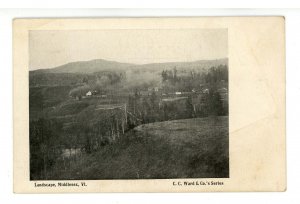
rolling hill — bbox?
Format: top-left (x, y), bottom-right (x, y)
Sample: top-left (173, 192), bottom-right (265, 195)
top-left (31, 59), bottom-right (135, 74)
top-left (30, 58), bottom-right (228, 74)
top-left (48, 116), bottom-right (229, 179)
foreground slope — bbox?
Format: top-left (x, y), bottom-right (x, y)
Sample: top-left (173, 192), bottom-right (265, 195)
top-left (51, 116), bottom-right (229, 179)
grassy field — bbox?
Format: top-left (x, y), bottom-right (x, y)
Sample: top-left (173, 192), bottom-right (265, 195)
top-left (50, 116), bottom-right (229, 179)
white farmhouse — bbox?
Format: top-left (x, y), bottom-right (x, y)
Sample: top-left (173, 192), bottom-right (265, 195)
top-left (86, 91), bottom-right (92, 97)
top-left (202, 89), bottom-right (209, 94)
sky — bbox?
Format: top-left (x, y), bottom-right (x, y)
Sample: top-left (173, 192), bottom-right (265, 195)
top-left (29, 29), bottom-right (227, 70)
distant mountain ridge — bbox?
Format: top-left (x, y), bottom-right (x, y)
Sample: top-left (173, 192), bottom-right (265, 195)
top-left (31, 59), bottom-right (135, 74)
top-left (30, 58), bottom-right (228, 74)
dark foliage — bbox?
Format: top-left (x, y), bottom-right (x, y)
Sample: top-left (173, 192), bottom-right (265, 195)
top-left (29, 63), bottom-right (228, 180)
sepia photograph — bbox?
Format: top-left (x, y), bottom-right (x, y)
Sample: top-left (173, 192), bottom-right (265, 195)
top-left (13, 17), bottom-right (285, 193)
top-left (28, 29), bottom-right (229, 180)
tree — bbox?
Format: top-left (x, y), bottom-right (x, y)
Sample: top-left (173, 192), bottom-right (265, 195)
top-left (205, 91), bottom-right (223, 116)
top-left (161, 70), bottom-right (167, 82)
top-left (213, 92), bottom-right (223, 116)
top-left (185, 96), bottom-right (194, 118)
top-left (82, 76), bottom-right (89, 84)
top-left (150, 91), bottom-right (158, 110)
top-left (172, 67), bottom-right (178, 84)
top-left (30, 118), bottom-right (61, 180)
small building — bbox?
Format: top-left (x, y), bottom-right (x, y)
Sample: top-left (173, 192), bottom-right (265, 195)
top-left (175, 92), bottom-right (182, 95)
top-left (140, 90), bottom-right (149, 96)
top-left (218, 88), bottom-right (227, 93)
top-left (86, 91), bottom-right (92, 97)
top-left (202, 88), bottom-right (209, 94)
top-left (148, 87), bottom-right (161, 92)
top-left (161, 97), bottom-right (187, 102)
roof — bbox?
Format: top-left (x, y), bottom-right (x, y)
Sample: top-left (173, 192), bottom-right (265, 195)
top-left (162, 97), bottom-right (188, 102)
top-left (218, 88), bottom-right (228, 93)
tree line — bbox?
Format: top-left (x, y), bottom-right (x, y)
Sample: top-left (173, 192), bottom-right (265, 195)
top-left (160, 65), bottom-right (228, 93)
top-left (29, 64), bottom-right (228, 179)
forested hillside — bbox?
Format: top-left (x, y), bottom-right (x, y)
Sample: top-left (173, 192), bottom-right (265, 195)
top-left (29, 58), bottom-right (228, 180)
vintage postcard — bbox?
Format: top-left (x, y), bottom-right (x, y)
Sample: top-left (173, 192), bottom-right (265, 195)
top-left (13, 17), bottom-right (286, 193)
